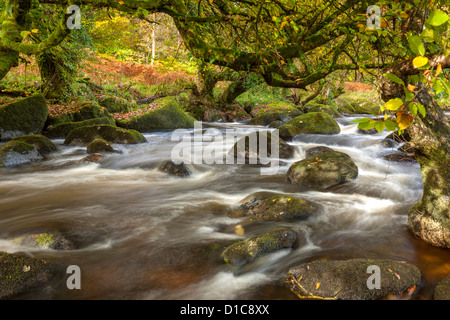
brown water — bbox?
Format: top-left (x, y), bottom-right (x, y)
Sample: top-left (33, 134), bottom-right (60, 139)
top-left (0, 117), bottom-right (449, 300)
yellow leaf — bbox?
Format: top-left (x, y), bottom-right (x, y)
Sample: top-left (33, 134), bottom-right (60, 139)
top-left (396, 112), bottom-right (414, 130)
top-left (407, 84), bottom-right (417, 92)
top-left (315, 282), bottom-right (320, 289)
top-left (118, 0), bottom-right (124, 4)
top-left (384, 98), bottom-right (403, 111)
top-left (412, 56), bottom-right (428, 68)
top-left (400, 12), bottom-right (409, 19)
top-left (436, 63), bottom-right (442, 77)
top-left (31, 29), bottom-right (39, 33)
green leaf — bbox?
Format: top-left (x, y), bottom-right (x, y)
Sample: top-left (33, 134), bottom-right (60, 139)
top-left (408, 103), bottom-right (418, 115)
top-left (439, 78), bottom-right (450, 96)
top-left (375, 121), bottom-right (386, 133)
top-left (384, 98), bottom-right (404, 110)
top-left (384, 119), bottom-right (397, 131)
top-left (404, 87), bottom-right (415, 101)
top-left (408, 35), bottom-right (425, 56)
top-left (20, 30), bottom-right (30, 38)
top-left (432, 79), bottom-right (443, 94)
top-left (421, 28), bottom-right (436, 42)
top-left (417, 103), bottom-right (426, 117)
top-left (427, 10), bottom-right (449, 27)
top-left (384, 73), bottom-right (405, 86)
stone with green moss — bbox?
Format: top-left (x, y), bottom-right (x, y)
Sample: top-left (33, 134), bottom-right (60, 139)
top-left (0, 251), bottom-right (64, 299)
top-left (72, 103), bottom-right (114, 122)
top-left (87, 138), bottom-right (115, 154)
top-left (45, 117), bottom-right (116, 139)
top-left (98, 95), bottom-right (134, 113)
top-left (222, 228), bottom-right (297, 268)
top-left (117, 96), bottom-right (195, 131)
top-left (305, 103), bottom-right (341, 118)
top-left (287, 147), bottom-right (358, 190)
top-left (279, 112), bottom-right (341, 138)
top-left (248, 112), bottom-right (294, 126)
top-left (334, 92), bottom-right (381, 115)
top-left (11, 134), bottom-right (56, 155)
top-left (0, 94), bottom-right (48, 140)
top-left (278, 123), bottom-right (303, 141)
top-left (64, 124), bottom-right (147, 145)
top-left (230, 192), bottom-right (319, 221)
top-left (251, 102), bottom-right (303, 118)
top-left (0, 140), bottom-right (42, 166)
top-left (285, 258), bottom-right (421, 300)
top-left (434, 274), bottom-right (450, 300)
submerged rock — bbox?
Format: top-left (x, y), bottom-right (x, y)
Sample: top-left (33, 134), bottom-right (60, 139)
top-left (287, 147), bottom-right (358, 190)
top-left (0, 251), bottom-right (64, 299)
top-left (87, 139), bottom-right (115, 154)
top-left (278, 112), bottom-right (341, 140)
top-left (284, 258), bottom-right (421, 300)
top-left (222, 228), bottom-right (297, 268)
top-left (64, 124), bottom-right (147, 145)
top-left (230, 192), bottom-right (319, 221)
top-left (45, 117), bottom-right (116, 139)
top-left (158, 160), bottom-right (190, 177)
top-left (0, 140), bottom-right (42, 167)
top-left (0, 94), bottom-right (48, 140)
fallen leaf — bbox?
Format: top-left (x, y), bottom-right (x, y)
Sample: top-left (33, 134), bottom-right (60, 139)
top-left (315, 282), bottom-right (321, 289)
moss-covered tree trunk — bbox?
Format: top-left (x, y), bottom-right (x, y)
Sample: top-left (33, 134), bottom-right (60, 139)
top-left (406, 88), bottom-right (450, 248)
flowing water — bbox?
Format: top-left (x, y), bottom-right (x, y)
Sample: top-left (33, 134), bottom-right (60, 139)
top-left (0, 115), bottom-right (449, 300)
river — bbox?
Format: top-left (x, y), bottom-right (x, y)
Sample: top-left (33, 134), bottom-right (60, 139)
top-left (0, 115), bottom-right (449, 300)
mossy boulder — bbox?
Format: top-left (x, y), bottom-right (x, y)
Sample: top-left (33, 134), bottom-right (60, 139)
top-left (10, 232), bottom-right (74, 250)
top-left (305, 103), bottom-right (341, 118)
top-left (222, 228), bottom-right (297, 268)
top-left (278, 123), bottom-right (303, 141)
top-left (0, 140), bottom-right (42, 166)
top-left (11, 134), bottom-right (56, 155)
top-left (45, 117), bottom-right (116, 139)
top-left (0, 94), bottom-right (48, 140)
top-left (87, 139), bottom-right (115, 154)
top-left (230, 192), bottom-right (319, 221)
top-left (434, 274), bottom-right (450, 300)
top-left (251, 102), bottom-right (303, 118)
top-left (287, 147), bottom-right (358, 190)
top-left (284, 258), bottom-right (421, 300)
top-left (230, 131), bottom-right (296, 163)
top-left (279, 112), bottom-right (341, 138)
top-left (334, 93), bottom-right (381, 115)
top-left (97, 95), bottom-right (134, 113)
top-left (249, 112), bottom-right (293, 126)
top-left (72, 103), bottom-right (114, 122)
top-left (0, 251), bottom-right (64, 299)
top-left (64, 124), bottom-right (147, 145)
top-left (117, 96), bottom-right (195, 131)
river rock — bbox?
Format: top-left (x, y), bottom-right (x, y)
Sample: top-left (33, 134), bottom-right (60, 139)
top-left (11, 134), bottom-right (57, 155)
top-left (222, 228), bottom-right (297, 268)
top-left (305, 104), bottom-right (341, 118)
top-left (97, 95), bottom-right (134, 113)
top-left (87, 139), bottom-right (115, 154)
top-left (10, 232), bottom-right (74, 250)
top-left (45, 117), bottom-right (116, 139)
top-left (0, 140), bottom-right (42, 167)
top-left (64, 124), bottom-right (147, 145)
top-left (158, 160), bottom-right (190, 177)
top-left (278, 112), bottom-right (341, 140)
top-left (116, 96), bottom-right (195, 131)
top-left (0, 251), bottom-right (64, 299)
top-left (230, 192), bottom-right (319, 221)
top-left (0, 94), bottom-right (48, 140)
top-left (249, 112), bottom-right (293, 126)
top-left (230, 131), bottom-right (296, 163)
top-left (287, 148), bottom-right (358, 189)
top-left (284, 258), bottom-right (421, 300)
top-left (434, 274), bottom-right (450, 300)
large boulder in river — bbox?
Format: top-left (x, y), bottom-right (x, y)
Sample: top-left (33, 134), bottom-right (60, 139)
top-left (249, 112), bottom-right (295, 126)
top-left (222, 228), bottom-right (297, 269)
top-left (284, 258), bottom-right (421, 300)
top-left (0, 140), bottom-right (42, 167)
top-left (116, 96), bottom-right (195, 131)
top-left (64, 124), bottom-right (147, 145)
top-left (11, 134), bottom-right (56, 155)
top-left (230, 192), bottom-right (319, 221)
top-left (287, 147), bottom-right (358, 189)
top-left (279, 112), bottom-right (341, 138)
top-left (0, 251), bottom-right (64, 299)
top-left (45, 117), bottom-right (116, 139)
top-left (230, 131), bottom-right (296, 163)
top-left (0, 95), bottom-right (48, 140)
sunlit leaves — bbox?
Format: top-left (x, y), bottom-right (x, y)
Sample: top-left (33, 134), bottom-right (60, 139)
top-left (426, 10), bottom-right (449, 27)
top-left (383, 98), bottom-right (403, 111)
top-left (408, 35), bottom-right (425, 56)
top-left (396, 111), bottom-right (414, 131)
top-left (412, 56), bottom-right (428, 68)
top-left (383, 73), bottom-right (404, 86)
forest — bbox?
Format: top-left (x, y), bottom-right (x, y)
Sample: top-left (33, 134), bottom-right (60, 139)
top-left (0, 0), bottom-right (449, 303)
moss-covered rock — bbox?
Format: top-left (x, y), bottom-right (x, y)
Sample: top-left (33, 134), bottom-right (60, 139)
top-left (278, 123), bottom-right (303, 141)
top-left (117, 96), bottom-right (195, 131)
top-left (87, 139), bottom-right (115, 154)
top-left (230, 192), bottom-right (319, 221)
top-left (10, 232), bottom-right (74, 250)
top-left (0, 140), bottom-right (42, 166)
top-left (222, 228), bottom-right (297, 268)
top-left (11, 134), bottom-right (57, 155)
top-left (284, 258), bottom-right (421, 300)
top-left (0, 251), bottom-right (64, 299)
top-left (434, 274), bottom-right (450, 300)
top-left (0, 94), bottom-right (48, 140)
top-left (97, 95), bottom-right (134, 113)
top-left (287, 148), bottom-right (358, 190)
top-left (305, 103), bottom-right (341, 118)
top-left (248, 112), bottom-right (293, 126)
top-left (251, 102), bottom-right (303, 118)
top-left (279, 112), bottom-right (341, 137)
top-left (72, 103), bottom-right (114, 122)
top-left (334, 93), bottom-right (381, 115)
top-left (230, 130), bottom-right (296, 163)
top-left (45, 117), bottom-right (116, 139)
top-left (64, 124), bottom-right (147, 145)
